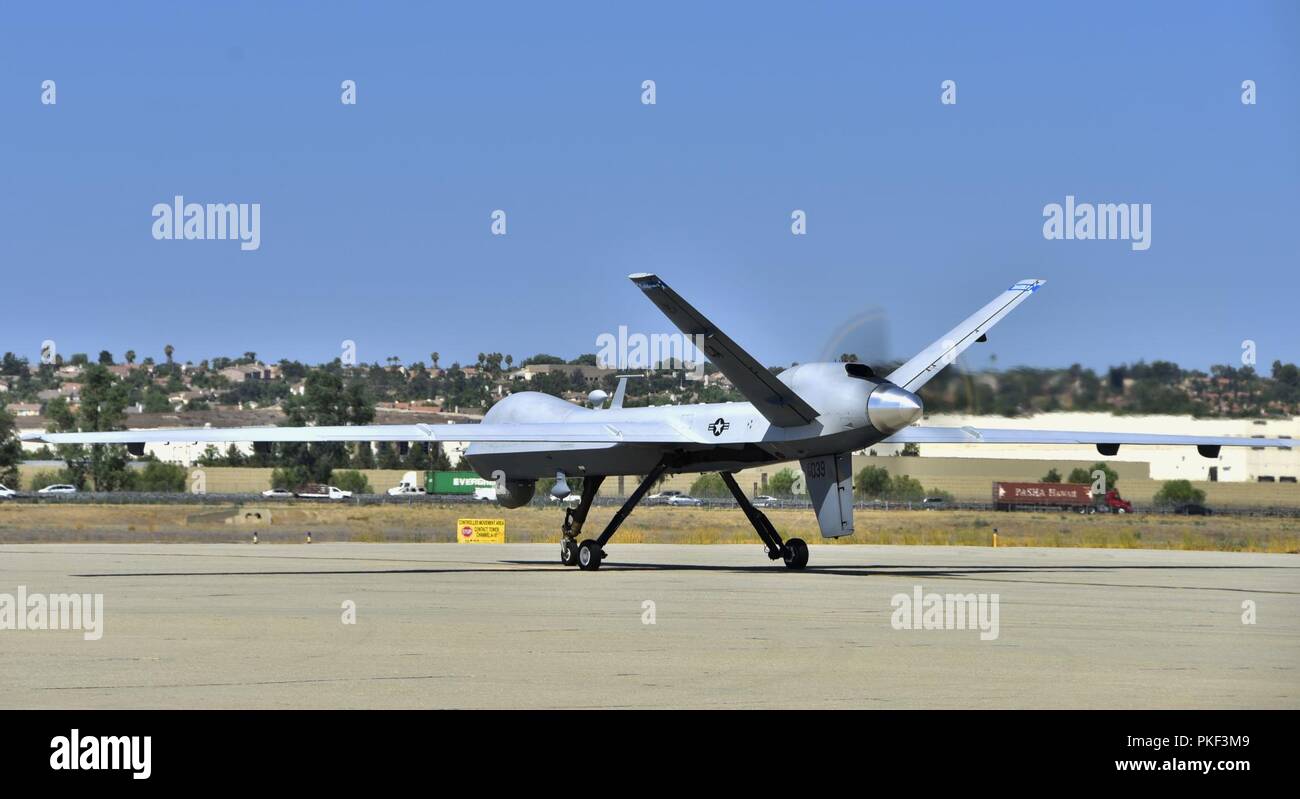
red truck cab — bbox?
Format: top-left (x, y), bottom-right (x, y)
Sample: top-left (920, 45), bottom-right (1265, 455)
top-left (1101, 489), bottom-right (1132, 513)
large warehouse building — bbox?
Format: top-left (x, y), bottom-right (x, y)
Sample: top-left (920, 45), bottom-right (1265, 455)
top-left (880, 412), bottom-right (1298, 484)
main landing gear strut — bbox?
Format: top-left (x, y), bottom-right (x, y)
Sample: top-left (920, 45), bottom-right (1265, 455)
top-left (720, 472), bottom-right (808, 569)
top-left (558, 466), bottom-right (808, 571)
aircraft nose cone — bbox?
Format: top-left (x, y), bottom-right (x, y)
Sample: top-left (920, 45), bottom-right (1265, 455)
top-left (867, 383), bottom-right (923, 433)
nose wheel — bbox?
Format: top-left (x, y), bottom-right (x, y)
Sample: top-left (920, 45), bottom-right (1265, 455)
top-left (560, 537), bottom-right (579, 566)
top-left (558, 475), bottom-right (605, 567)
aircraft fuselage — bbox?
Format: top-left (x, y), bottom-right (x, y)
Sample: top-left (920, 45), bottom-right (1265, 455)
top-left (464, 362), bottom-right (918, 479)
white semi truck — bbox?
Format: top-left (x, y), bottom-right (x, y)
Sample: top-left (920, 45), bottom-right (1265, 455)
top-left (387, 471), bottom-right (428, 496)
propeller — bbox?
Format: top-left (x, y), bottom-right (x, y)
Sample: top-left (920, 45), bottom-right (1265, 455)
top-left (815, 305), bottom-right (988, 418)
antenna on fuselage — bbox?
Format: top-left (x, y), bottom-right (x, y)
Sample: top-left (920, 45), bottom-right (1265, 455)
top-left (607, 374), bottom-right (643, 409)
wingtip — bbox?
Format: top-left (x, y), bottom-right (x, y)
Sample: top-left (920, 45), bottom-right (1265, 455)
top-left (627, 272), bottom-right (657, 281)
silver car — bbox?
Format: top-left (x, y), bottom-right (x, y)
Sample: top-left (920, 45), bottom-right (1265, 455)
top-left (666, 494), bottom-right (703, 507)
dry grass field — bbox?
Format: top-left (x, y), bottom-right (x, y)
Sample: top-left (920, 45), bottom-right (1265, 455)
top-left (0, 501), bottom-right (1296, 552)
top-left (17, 459), bottom-right (1298, 507)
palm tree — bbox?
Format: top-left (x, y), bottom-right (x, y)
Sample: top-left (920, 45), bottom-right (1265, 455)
top-left (125, 350), bottom-right (136, 365)
top-left (431, 352), bottom-right (440, 369)
top-left (164, 344), bottom-right (174, 364)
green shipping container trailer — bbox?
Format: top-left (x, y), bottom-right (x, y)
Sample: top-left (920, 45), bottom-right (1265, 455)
top-left (425, 471), bottom-right (495, 495)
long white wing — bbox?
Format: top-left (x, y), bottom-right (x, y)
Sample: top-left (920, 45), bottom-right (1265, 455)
top-left (887, 279), bottom-right (1045, 392)
top-left (886, 426), bottom-right (1298, 451)
top-left (22, 421), bottom-right (692, 446)
top-left (630, 272), bottom-right (820, 427)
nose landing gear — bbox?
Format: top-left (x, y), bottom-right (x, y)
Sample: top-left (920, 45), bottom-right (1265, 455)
top-left (559, 475), bottom-right (603, 566)
top-left (557, 464), bottom-right (668, 569)
top-left (559, 536), bottom-right (580, 567)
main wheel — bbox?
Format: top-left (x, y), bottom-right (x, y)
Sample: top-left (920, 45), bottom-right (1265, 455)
top-left (577, 539), bottom-right (604, 571)
top-left (782, 538), bottom-right (809, 569)
top-left (560, 538), bottom-right (579, 566)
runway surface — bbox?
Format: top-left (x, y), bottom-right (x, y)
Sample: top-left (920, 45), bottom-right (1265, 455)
top-left (0, 543), bottom-right (1296, 708)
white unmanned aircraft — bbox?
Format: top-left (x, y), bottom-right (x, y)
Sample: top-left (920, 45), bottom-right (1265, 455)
top-left (28, 274), bottom-right (1298, 570)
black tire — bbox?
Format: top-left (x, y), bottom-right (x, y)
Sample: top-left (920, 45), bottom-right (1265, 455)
top-left (560, 538), bottom-right (579, 566)
top-left (577, 539), bottom-right (603, 571)
top-left (782, 538), bottom-right (809, 569)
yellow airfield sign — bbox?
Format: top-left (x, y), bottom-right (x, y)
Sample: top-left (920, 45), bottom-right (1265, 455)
top-left (456, 518), bottom-right (505, 544)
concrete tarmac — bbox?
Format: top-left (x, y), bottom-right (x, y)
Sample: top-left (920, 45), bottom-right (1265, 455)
top-left (0, 543), bottom-right (1296, 708)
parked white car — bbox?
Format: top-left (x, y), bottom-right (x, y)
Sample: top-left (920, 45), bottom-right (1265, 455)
top-left (38, 484), bottom-right (78, 494)
top-left (261, 488), bottom-right (294, 498)
top-left (666, 494), bottom-right (703, 506)
top-left (295, 485), bottom-right (353, 500)
top-left (0, 484), bottom-right (16, 498)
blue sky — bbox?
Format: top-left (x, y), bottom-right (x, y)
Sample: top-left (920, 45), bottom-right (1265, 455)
top-left (1, 1), bottom-right (1296, 373)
